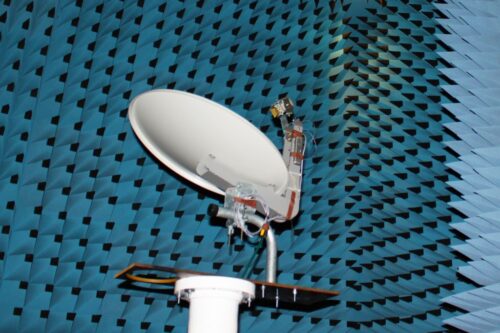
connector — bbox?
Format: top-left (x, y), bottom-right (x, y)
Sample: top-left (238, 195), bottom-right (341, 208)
top-left (269, 96), bottom-right (294, 119)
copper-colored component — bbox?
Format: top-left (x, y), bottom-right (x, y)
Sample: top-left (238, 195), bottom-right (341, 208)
top-left (125, 274), bottom-right (177, 284)
top-left (116, 263), bottom-right (339, 306)
top-left (233, 197), bottom-right (257, 208)
top-left (290, 152), bottom-right (304, 160)
top-left (286, 191), bottom-right (297, 220)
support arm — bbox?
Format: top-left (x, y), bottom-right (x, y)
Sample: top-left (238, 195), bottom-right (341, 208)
top-left (208, 204), bottom-right (277, 283)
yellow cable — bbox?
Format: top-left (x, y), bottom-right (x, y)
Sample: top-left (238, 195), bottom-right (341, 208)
top-left (125, 273), bottom-right (177, 284)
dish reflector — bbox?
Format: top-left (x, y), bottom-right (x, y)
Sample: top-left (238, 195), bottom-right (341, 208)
top-left (128, 89), bottom-right (288, 196)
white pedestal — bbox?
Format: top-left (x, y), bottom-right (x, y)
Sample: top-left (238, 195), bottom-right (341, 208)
top-left (174, 276), bottom-right (255, 333)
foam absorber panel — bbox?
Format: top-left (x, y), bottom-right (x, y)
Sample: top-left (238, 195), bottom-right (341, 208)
top-left (0, 0), bottom-right (471, 332)
top-left (437, 1), bottom-right (500, 332)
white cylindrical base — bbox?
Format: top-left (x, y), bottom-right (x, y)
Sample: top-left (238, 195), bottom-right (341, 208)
top-left (175, 276), bottom-right (255, 333)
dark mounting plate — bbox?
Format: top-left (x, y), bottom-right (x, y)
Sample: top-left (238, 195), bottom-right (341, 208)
top-left (115, 263), bottom-right (340, 309)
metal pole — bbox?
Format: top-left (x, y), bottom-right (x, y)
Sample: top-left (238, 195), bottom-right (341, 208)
top-left (208, 205), bottom-right (277, 283)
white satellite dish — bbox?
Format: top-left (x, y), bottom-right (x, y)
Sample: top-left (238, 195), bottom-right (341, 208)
top-left (124, 90), bottom-right (322, 333)
top-left (128, 89), bottom-right (289, 197)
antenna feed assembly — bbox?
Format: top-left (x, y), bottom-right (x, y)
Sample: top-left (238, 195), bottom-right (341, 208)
top-left (208, 202), bottom-right (277, 283)
top-left (121, 90), bottom-right (339, 333)
top-left (207, 96), bottom-right (305, 284)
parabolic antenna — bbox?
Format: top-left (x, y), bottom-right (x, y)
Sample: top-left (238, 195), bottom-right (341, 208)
top-left (121, 90), bottom-right (336, 333)
top-left (128, 89), bottom-right (289, 197)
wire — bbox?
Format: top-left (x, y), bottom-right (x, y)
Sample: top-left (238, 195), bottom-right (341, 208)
top-left (302, 130), bottom-right (318, 172)
top-left (240, 237), bottom-right (265, 279)
top-left (303, 129), bottom-right (317, 157)
top-left (125, 273), bottom-right (177, 284)
top-left (232, 199), bottom-right (255, 238)
top-left (231, 193), bottom-right (271, 238)
top-left (268, 215), bottom-right (287, 223)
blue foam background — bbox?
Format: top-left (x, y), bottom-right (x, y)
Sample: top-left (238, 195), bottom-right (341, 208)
top-left (438, 1), bottom-right (500, 332)
top-left (0, 0), bottom-right (471, 332)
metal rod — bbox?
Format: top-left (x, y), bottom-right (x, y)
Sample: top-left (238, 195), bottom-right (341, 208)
top-left (208, 205), bottom-right (277, 283)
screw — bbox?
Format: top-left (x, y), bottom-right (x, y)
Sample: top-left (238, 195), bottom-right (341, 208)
top-left (275, 288), bottom-right (279, 308)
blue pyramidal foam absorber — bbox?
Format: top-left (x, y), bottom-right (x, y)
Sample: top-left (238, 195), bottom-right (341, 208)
top-left (437, 1), bottom-right (500, 332)
top-left (0, 0), bottom-right (472, 332)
